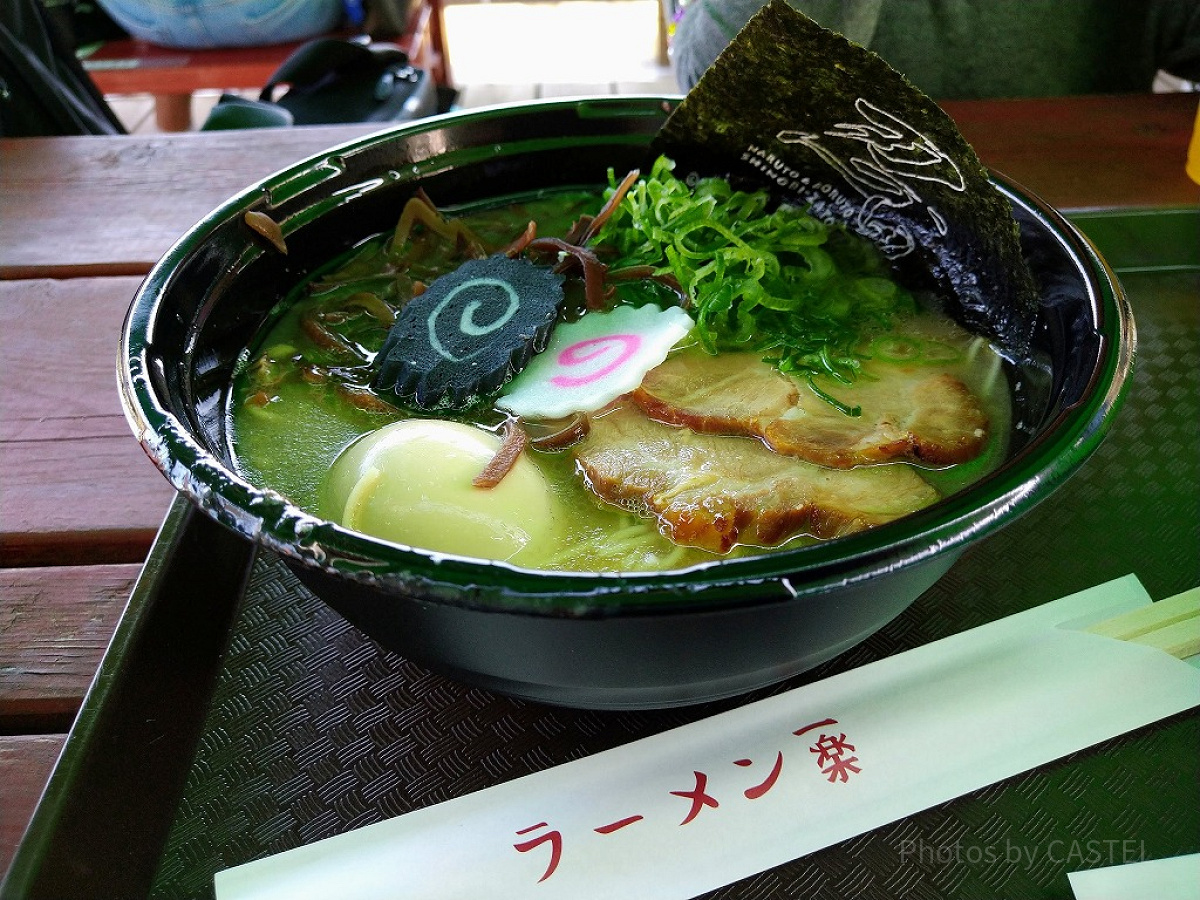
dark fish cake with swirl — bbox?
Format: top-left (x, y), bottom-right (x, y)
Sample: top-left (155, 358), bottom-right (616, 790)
top-left (373, 255), bottom-right (565, 409)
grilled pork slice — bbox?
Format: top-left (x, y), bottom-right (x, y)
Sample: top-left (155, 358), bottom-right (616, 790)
top-left (575, 405), bottom-right (940, 554)
top-left (631, 350), bottom-right (799, 438)
top-left (633, 349), bottom-right (988, 468)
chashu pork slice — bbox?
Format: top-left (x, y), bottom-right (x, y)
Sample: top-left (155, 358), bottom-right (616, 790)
top-left (575, 404), bottom-right (940, 554)
top-left (633, 348), bottom-right (988, 469)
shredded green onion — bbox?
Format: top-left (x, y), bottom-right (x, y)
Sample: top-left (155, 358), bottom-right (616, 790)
top-left (594, 156), bottom-right (916, 402)
top-left (805, 375), bottom-right (862, 418)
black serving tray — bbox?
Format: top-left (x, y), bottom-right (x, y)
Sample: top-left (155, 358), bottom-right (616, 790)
top-left (4, 209), bottom-right (1198, 900)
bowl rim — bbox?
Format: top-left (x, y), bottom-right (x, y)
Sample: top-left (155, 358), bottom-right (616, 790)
top-left (117, 96), bottom-right (1135, 617)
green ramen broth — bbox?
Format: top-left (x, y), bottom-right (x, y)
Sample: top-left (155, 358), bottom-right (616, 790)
top-left (229, 160), bottom-right (1011, 572)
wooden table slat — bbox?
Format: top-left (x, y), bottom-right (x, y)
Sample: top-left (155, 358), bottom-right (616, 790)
top-left (0, 124), bottom-right (381, 280)
top-left (0, 564), bottom-right (139, 720)
top-left (0, 278), bottom-right (178, 566)
top-left (0, 562), bottom-right (139, 871)
top-left (0, 448), bottom-right (167, 566)
top-left (0, 736), bottom-right (66, 880)
top-left (939, 93), bottom-right (1199, 210)
top-left (2, 94), bottom-right (1196, 281)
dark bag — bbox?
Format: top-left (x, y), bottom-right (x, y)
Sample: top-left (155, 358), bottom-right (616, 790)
top-left (203, 36), bottom-right (437, 130)
top-left (0, 0), bottom-right (125, 136)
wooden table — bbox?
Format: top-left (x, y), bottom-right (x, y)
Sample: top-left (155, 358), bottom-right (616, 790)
top-left (1, 92), bottom-right (1197, 886)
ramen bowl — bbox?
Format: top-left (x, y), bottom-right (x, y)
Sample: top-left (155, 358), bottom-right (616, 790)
top-left (118, 97), bottom-right (1133, 709)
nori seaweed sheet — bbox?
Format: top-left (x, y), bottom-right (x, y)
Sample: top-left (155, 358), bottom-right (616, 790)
top-left (651, 0), bottom-right (1039, 358)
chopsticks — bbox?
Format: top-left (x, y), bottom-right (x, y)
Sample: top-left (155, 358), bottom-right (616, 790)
top-left (1085, 587), bottom-right (1200, 660)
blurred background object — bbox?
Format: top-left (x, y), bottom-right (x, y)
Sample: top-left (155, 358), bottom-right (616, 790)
top-left (83, 0), bottom-right (676, 133)
top-left (91, 0), bottom-right (345, 49)
top-left (0, 0), bottom-right (126, 135)
top-left (669, 0), bottom-right (1200, 98)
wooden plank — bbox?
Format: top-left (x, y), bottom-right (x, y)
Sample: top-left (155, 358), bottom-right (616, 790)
top-left (3, 94), bottom-right (1196, 280)
top-left (0, 564), bottom-right (137, 719)
top-left (0, 124), bottom-right (379, 280)
top-left (0, 439), bottom-right (169, 566)
top-left (0, 735), bottom-right (66, 881)
top-left (941, 93), bottom-right (1200, 211)
top-left (0, 278), bottom-right (175, 566)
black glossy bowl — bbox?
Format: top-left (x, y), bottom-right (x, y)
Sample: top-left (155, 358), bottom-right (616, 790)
top-left (119, 97), bottom-right (1133, 709)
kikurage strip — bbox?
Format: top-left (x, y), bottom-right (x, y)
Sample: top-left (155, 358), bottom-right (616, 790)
top-left (244, 210), bottom-right (288, 255)
top-left (392, 194), bottom-right (487, 258)
top-left (300, 309), bottom-right (366, 361)
top-left (474, 418), bottom-right (530, 488)
top-left (343, 292), bottom-right (397, 325)
top-left (527, 237), bottom-right (609, 310)
top-left (607, 265), bottom-right (689, 308)
top-left (528, 412), bottom-right (591, 451)
top-left (337, 383), bottom-right (399, 414)
top-left (504, 220), bottom-right (538, 257)
top-left (578, 168), bottom-right (641, 245)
